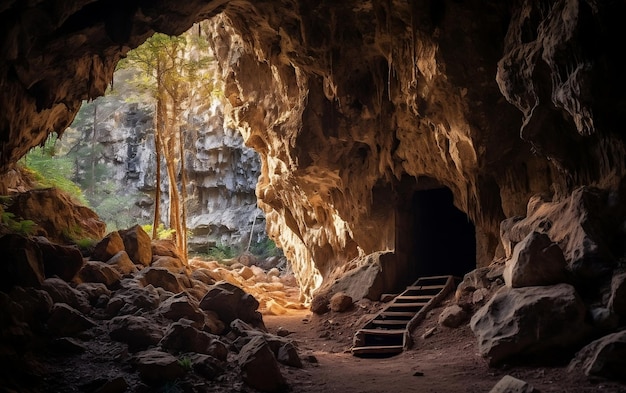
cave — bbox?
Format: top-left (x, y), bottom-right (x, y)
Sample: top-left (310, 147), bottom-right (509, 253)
top-left (392, 178), bottom-right (476, 291)
top-left (409, 187), bottom-right (476, 279)
top-left (2, 1), bottom-right (626, 392)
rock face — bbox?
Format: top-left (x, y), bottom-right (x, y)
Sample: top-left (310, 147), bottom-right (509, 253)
top-left (1, 1), bottom-right (625, 301)
top-left (67, 87), bottom-right (264, 252)
top-left (470, 283), bottom-right (590, 365)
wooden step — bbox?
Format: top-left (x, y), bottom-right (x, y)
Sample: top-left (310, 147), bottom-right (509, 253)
top-left (386, 302), bottom-right (428, 308)
top-left (357, 328), bottom-right (406, 336)
top-left (352, 275), bottom-right (455, 358)
top-left (415, 275), bottom-right (453, 281)
top-left (371, 319), bottom-right (408, 326)
top-left (380, 311), bottom-right (415, 318)
top-left (394, 295), bottom-right (432, 301)
top-left (352, 345), bottom-right (404, 356)
top-left (406, 284), bottom-right (446, 291)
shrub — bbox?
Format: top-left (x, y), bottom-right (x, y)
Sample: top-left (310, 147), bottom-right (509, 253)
top-left (142, 223), bottom-right (176, 240)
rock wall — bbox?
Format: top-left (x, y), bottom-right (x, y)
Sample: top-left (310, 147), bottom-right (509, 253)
top-left (1, 0), bottom-right (625, 300)
top-left (69, 86), bottom-right (263, 251)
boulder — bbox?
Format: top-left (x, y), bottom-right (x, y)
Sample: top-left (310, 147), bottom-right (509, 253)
top-left (314, 251), bottom-right (397, 304)
top-left (329, 292), bottom-right (353, 312)
top-left (9, 286), bottom-right (53, 330)
top-left (188, 353), bottom-right (225, 380)
top-left (199, 281), bottom-right (265, 331)
top-left (238, 336), bottom-right (287, 393)
top-left (0, 234), bottom-right (45, 291)
top-left (191, 268), bottom-right (216, 285)
top-left (310, 294), bottom-right (330, 314)
top-left (151, 239), bottom-right (184, 260)
top-left (118, 225), bottom-right (152, 267)
top-left (159, 320), bottom-right (228, 360)
top-left (500, 188), bottom-right (614, 282)
top-left (229, 319), bottom-right (301, 368)
top-left (33, 236), bottom-right (84, 281)
top-left (488, 375), bottom-right (538, 393)
top-left (75, 282), bottom-right (111, 307)
top-left (105, 284), bottom-right (160, 316)
top-left (239, 266), bottom-right (255, 280)
top-left (151, 256), bottom-right (185, 273)
top-left (568, 330), bottom-right (626, 381)
top-left (42, 277), bottom-right (91, 313)
top-left (0, 292), bottom-right (32, 351)
top-left (75, 261), bottom-right (122, 288)
top-left (92, 231), bottom-right (125, 262)
top-left (106, 251), bottom-right (138, 276)
top-left (470, 284), bottom-right (590, 366)
top-left (157, 294), bottom-right (205, 326)
top-left (139, 267), bottom-right (184, 294)
top-left (503, 232), bottom-right (568, 288)
top-left (438, 305), bottom-right (468, 328)
top-left (277, 341), bottom-right (303, 368)
top-left (109, 315), bottom-right (163, 352)
top-left (47, 303), bottom-right (95, 336)
top-left (132, 349), bottom-right (186, 386)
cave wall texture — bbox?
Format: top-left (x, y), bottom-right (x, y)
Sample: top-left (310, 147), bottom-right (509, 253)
top-left (1, 0), bottom-right (625, 299)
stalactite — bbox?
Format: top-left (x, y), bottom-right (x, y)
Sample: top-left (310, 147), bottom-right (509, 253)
top-left (409, 0), bottom-right (419, 87)
top-left (386, 0), bottom-right (393, 102)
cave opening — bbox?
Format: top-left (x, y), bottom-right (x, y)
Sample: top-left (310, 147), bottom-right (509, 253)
top-left (396, 184), bottom-right (476, 289)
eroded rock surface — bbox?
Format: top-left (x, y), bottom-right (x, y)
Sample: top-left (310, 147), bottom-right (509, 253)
top-left (1, 1), bottom-right (625, 301)
top-left (470, 283), bottom-right (590, 366)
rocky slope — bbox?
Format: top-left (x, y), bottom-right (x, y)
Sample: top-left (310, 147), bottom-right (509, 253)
top-left (1, 0), bottom-right (625, 302)
top-left (0, 224), bottom-right (305, 392)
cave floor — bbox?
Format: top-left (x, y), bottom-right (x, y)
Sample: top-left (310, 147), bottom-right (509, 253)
top-left (265, 302), bottom-right (626, 393)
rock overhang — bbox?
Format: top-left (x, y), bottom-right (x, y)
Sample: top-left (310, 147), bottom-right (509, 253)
top-left (1, 0), bottom-right (625, 300)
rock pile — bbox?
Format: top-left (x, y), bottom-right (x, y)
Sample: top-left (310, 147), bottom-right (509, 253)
top-left (0, 224), bottom-right (304, 392)
top-left (444, 188), bottom-right (626, 383)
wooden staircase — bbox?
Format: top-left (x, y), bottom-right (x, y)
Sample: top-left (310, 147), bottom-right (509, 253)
top-left (351, 275), bottom-right (457, 357)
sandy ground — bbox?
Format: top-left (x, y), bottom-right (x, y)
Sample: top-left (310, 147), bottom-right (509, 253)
top-left (263, 300), bottom-right (626, 393)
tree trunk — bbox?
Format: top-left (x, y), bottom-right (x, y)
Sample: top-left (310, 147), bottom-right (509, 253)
top-left (152, 64), bottom-right (164, 240)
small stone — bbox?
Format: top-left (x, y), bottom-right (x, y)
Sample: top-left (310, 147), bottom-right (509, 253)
top-left (329, 292), bottom-right (353, 312)
top-left (413, 371), bottom-right (424, 377)
top-left (438, 305), bottom-right (468, 328)
top-left (422, 326), bottom-right (436, 339)
top-left (276, 326), bottom-right (292, 337)
top-left (488, 375), bottom-right (537, 393)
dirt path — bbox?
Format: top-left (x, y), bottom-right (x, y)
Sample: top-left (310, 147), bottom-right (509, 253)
top-left (263, 302), bottom-right (626, 393)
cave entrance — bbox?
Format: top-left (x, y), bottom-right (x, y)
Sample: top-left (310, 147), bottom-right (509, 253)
top-left (396, 184), bottom-right (476, 288)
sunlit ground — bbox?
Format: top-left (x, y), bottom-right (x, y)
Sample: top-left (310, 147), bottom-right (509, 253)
top-left (188, 255), bottom-right (307, 316)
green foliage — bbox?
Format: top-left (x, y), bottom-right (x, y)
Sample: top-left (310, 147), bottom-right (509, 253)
top-left (142, 223), bottom-right (176, 240)
top-left (206, 243), bottom-right (238, 262)
top-left (249, 237), bottom-right (283, 259)
top-left (1, 211), bottom-right (37, 236)
top-left (75, 237), bottom-right (97, 248)
top-left (20, 138), bottom-right (88, 206)
top-left (177, 356), bottom-right (192, 371)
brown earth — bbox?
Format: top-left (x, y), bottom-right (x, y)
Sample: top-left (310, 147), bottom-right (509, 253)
top-left (264, 299), bottom-right (626, 393)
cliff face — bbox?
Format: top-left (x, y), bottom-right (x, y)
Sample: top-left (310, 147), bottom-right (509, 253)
top-left (67, 85), bottom-right (263, 251)
top-left (1, 0), bottom-right (625, 299)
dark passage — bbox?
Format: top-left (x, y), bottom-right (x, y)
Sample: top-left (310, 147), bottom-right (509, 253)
top-left (412, 187), bottom-right (475, 278)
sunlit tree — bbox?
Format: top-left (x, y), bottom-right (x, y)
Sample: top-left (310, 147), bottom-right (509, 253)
top-left (119, 25), bottom-right (216, 260)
